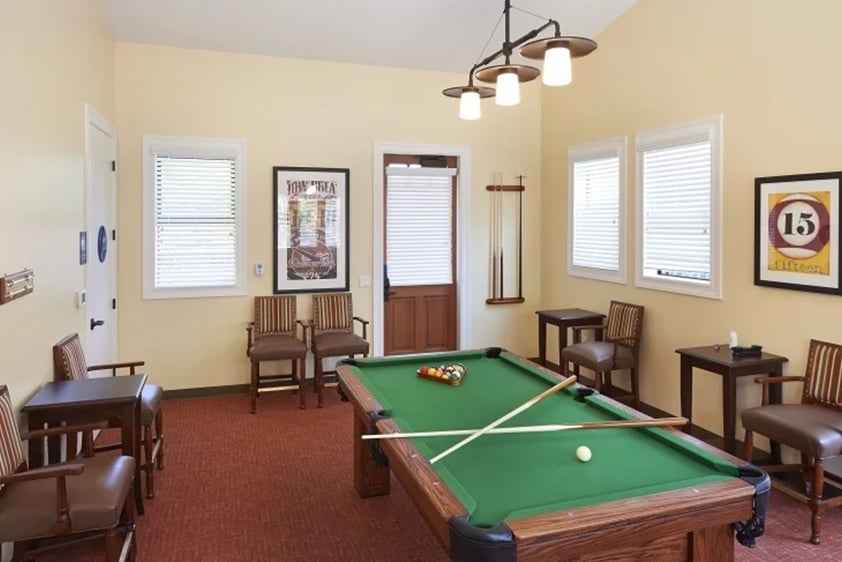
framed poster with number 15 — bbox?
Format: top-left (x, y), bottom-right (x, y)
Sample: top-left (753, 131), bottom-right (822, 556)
top-left (754, 171), bottom-right (842, 295)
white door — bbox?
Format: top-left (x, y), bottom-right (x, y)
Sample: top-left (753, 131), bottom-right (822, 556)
top-left (85, 105), bottom-right (117, 367)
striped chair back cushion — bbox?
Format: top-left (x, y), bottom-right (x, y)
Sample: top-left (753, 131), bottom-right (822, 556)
top-left (58, 335), bottom-right (89, 381)
top-left (255, 296), bottom-right (296, 335)
top-left (804, 339), bottom-right (842, 406)
top-left (0, 386), bottom-right (24, 492)
top-left (605, 301), bottom-right (643, 344)
top-left (313, 293), bottom-right (353, 333)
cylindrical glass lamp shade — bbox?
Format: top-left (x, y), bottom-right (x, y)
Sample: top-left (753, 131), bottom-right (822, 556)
top-left (543, 44), bottom-right (572, 86)
top-left (459, 89), bottom-right (481, 120)
top-left (495, 70), bottom-right (520, 106)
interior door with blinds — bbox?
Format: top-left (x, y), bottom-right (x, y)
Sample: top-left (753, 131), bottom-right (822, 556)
top-left (384, 155), bottom-right (457, 356)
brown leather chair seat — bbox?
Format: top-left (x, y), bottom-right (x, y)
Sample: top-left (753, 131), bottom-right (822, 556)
top-left (141, 383), bottom-right (163, 426)
top-left (0, 454), bottom-right (135, 541)
top-left (742, 404), bottom-right (842, 459)
top-left (562, 342), bottom-right (635, 373)
top-left (249, 334), bottom-right (307, 362)
top-left (311, 332), bottom-right (369, 358)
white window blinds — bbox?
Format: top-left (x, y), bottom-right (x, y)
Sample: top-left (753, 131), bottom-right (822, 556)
top-left (143, 137), bottom-right (246, 299)
top-left (153, 156), bottom-right (238, 288)
top-left (386, 167), bottom-right (455, 286)
top-left (635, 115), bottom-right (722, 299)
top-left (568, 138), bottom-right (626, 283)
top-left (641, 141), bottom-right (711, 282)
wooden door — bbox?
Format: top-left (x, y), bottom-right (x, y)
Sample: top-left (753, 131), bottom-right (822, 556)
top-left (383, 155), bottom-right (457, 355)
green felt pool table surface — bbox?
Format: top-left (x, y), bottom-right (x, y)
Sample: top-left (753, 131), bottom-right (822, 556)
top-left (339, 348), bottom-right (770, 561)
top-left (342, 348), bottom-right (739, 527)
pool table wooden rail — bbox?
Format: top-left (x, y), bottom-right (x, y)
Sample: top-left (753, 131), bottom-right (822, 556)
top-left (509, 478), bottom-right (754, 561)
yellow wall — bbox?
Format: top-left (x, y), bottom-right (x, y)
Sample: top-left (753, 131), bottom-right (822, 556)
top-left (541, 0), bottom-right (842, 439)
top-left (0, 0), bottom-right (114, 409)
top-left (114, 43), bottom-right (543, 390)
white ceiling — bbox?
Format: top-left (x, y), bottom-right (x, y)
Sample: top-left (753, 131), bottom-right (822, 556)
top-left (98, 0), bottom-right (637, 74)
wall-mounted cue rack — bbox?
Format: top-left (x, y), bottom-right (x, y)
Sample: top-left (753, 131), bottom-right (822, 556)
top-left (486, 175), bottom-right (525, 305)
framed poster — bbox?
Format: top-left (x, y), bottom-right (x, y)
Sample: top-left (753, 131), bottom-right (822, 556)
top-left (754, 171), bottom-right (842, 295)
top-left (273, 166), bottom-right (349, 294)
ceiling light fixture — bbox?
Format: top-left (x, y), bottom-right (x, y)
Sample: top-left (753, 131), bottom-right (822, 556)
top-left (442, 0), bottom-right (597, 120)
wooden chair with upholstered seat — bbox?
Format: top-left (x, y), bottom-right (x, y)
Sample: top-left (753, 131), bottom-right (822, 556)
top-left (246, 295), bottom-right (308, 412)
top-left (0, 384), bottom-right (137, 561)
top-left (310, 292), bottom-right (370, 408)
top-left (53, 333), bottom-right (164, 500)
top-left (742, 338), bottom-right (842, 545)
top-left (561, 300), bottom-right (645, 408)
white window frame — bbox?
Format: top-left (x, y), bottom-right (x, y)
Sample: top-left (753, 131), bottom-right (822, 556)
top-left (142, 136), bottom-right (247, 299)
top-left (634, 115), bottom-right (723, 299)
top-left (567, 137), bottom-right (627, 284)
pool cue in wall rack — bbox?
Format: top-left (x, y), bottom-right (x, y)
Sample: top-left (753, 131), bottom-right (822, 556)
top-left (486, 174), bottom-right (525, 305)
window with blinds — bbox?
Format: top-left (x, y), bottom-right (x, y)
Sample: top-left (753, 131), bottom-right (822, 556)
top-left (386, 166), bottom-right (455, 286)
top-left (635, 116), bottom-right (722, 299)
top-left (568, 138), bottom-right (626, 283)
top-left (142, 137), bottom-right (246, 299)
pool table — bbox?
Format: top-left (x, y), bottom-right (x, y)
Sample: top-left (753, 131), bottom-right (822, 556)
top-left (336, 348), bottom-right (769, 562)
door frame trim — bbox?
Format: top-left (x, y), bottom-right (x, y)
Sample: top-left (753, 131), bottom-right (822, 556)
top-left (84, 104), bottom-right (118, 361)
top-left (372, 142), bottom-right (471, 357)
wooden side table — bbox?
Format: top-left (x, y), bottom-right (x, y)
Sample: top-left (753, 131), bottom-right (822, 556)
top-left (535, 308), bottom-right (605, 371)
top-left (22, 374), bottom-right (147, 515)
top-left (675, 345), bottom-right (788, 461)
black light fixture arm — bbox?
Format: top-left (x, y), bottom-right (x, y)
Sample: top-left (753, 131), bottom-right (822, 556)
top-left (468, 8), bottom-right (560, 78)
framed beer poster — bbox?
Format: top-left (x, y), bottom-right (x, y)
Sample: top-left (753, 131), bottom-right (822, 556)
top-left (754, 171), bottom-right (842, 295)
top-left (273, 166), bottom-right (350, 294)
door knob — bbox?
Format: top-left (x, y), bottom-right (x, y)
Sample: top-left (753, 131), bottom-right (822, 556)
top-left (90, 318), bottom-right (105, 330)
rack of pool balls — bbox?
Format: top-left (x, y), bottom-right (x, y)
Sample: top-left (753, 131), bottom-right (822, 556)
top-left (416, 363), bottom-right (467, 386)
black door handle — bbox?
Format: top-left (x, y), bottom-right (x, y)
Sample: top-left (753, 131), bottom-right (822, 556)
top-left (90, 318), bottom-right (105, 330)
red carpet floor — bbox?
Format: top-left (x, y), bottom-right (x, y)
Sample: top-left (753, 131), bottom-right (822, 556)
top-left (50, 390), bottom-right (842, 561)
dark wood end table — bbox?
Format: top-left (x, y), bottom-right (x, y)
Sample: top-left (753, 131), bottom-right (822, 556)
top-left (22, 374), bottom-right (147, 515)
top-left (535, 308), bottom-right (606, 372)
top-left (675, 345), bottom-right (788, 461)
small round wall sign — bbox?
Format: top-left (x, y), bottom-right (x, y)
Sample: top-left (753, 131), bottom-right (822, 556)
top-left (97, 225), bottom-right (108, 263)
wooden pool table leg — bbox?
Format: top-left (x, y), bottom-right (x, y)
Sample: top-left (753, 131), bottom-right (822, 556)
top-left (353, 412), bottom-right (390, 498)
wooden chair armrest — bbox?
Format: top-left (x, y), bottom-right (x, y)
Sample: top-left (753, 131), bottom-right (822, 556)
top-left (0, 462), bottom-right (83, 533)
top-left (87, 360), bottom-right (145, 376)
top-left (20, 420), bottom-right (109, 441)
top-left (753, 375), bottom-right (805, 406)
top-left (353, 317), bottom-right (369, 340)
top-left (246, 323), bottom-right (254, 356)
top-left (0, 462), bottom-right (84, 486)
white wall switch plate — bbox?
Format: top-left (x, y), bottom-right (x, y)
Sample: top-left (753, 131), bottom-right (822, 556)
top-left (255, 262), bottom-right (265, 277)
top-left (76, 290), bottom-right (86, 308)
top-left (359, 275), bottom-right (370, 288)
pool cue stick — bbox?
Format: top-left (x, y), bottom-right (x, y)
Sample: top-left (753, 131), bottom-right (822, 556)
top-left (490, 175), bottom-right (497, 299)
top-left (497, 173), bottom-right (503, 298)
top-left (363, 417), bottom-right (689, 440)
top-left (496, 176), bottom-right (501, 298)
top-left (517, 177), bottom-right (523, 299)
top-left (428, 375), bottom-right (577, 464)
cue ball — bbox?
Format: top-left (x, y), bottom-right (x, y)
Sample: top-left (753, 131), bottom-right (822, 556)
top-left (576, 446), bottom-right (592, 463)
